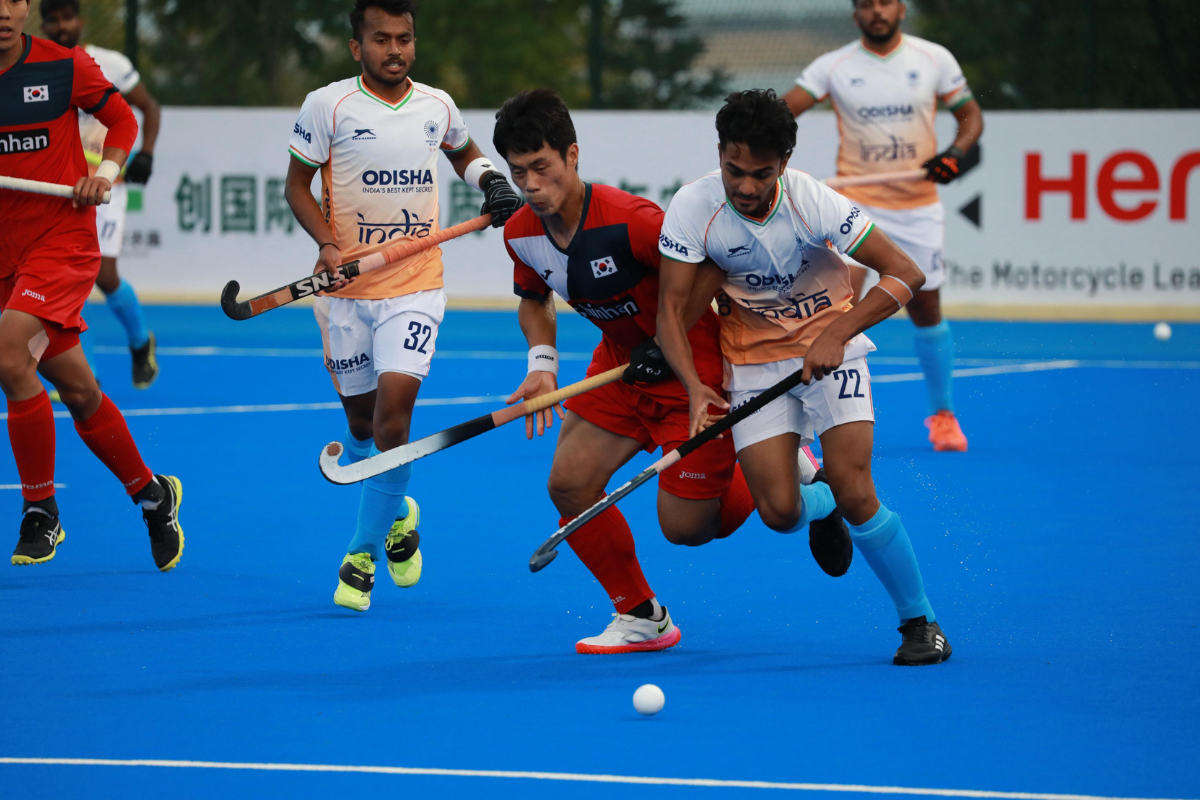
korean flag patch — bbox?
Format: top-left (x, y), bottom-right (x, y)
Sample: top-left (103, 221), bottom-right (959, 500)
top-left (24, 85), bottom-right (49, 103)
top-left (590, 256), bottom-right (617, 279)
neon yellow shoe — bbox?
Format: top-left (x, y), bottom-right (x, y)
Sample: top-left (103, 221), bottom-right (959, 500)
top-left (333, 552), bottom-right (375, 611)
top-left (385, 497), bottom-right (422, 588)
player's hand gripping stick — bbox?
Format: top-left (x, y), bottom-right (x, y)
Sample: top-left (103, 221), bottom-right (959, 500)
top-left (529, 362), bottom-right (814, 572)
top-left (0, 175), bottom-right (112, 204)
top-left (221, 213), bottom-right (492, 320)
top-left (318, 364), bottom-right (628, 484)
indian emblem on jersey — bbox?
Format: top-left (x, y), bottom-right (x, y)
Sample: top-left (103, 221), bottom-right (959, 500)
top-left (23, 85), bottom-right (49, 103)
top-left (590, 256), bottom-right (618, 279)
top-left (907, 70), bottom-right (920, 86)
top-left (423, 120), bottom-right (441, 147)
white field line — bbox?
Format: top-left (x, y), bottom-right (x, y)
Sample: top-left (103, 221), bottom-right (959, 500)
top-left (0, 484), bottom-right (66, 490)
top-left (0, 757), bottom-right (1187, 800)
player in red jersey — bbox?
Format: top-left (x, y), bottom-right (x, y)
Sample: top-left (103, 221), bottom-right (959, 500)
top-left (495, 90), bottom-right (849, 654)
top-left (0, 0), bottom-right (183, 570)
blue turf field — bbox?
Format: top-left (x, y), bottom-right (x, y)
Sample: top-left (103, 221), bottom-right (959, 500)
top-left (1, 306), bottom-right (1197, 800)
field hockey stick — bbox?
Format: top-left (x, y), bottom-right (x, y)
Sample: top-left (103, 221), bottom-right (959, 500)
top-left (221, 213), bottom-right (492, 320)
top-left (529, 362), bottom-right (813, 573)
top-left (823, 144), bottom-right (980, 189)
top-left (0, 175), bottom-right (111, 203)
top-left (318, 364), bottom-right (628, 485)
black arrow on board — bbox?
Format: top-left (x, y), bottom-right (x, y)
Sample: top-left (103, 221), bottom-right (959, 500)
top-left (959, 194), bottom-right (981, 228)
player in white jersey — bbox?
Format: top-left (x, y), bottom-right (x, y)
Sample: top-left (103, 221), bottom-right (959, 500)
top-left (656, 90), bottom-right (951, 665)
top-left (42, 0), bottom-right (162, 389)
top-left (782, 0), bottom-right (983, 452)
top-left (283, 0), bottom-right (522, 612)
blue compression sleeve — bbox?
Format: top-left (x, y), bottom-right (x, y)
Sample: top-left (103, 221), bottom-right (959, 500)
top-left (848, 505), bottom-right (935, 623)
top-left (346, 447), bottom-right (411, 560)
top-left (103, 280), bottom-right (150, 350)
top-left (913, 321), bottom-right (955, 414)
top-left (784, 480), bottom-right (837, 533)
top-left (340, 429), bottom-right (374, 466)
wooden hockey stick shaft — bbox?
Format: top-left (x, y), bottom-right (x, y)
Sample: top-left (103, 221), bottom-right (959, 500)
top-left (0, 175), bottom-right (111, 203)
top-left (823, 169), bottom-right (928, 189)
top-left (318, 365), bottom-right (628, 485)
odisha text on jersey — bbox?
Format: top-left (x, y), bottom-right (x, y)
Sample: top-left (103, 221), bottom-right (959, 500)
top-left (361, 169), bottom-right (435, 187)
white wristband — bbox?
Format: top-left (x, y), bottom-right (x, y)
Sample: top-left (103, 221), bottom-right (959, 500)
top-left (528, 345), bottom-right (559, 376)
top-left (464, 156), bottom-right (498, 191)
top-left (95, 159), bottom-right (121, 183)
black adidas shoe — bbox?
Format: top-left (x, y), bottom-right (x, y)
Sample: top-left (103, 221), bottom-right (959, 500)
top-left (141, 475), bottom-right (184, 572)
top-left (893, 616), bottom-right (952, 666)
top-left (12, 510), bottom-right (65, 565)
top-left (132, 331), bottom-right (159, 390)
top-left (808, 469), bottom-right (852, 577)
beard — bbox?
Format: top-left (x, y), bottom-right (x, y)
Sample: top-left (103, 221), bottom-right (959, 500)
top-left (365, 58), bottom-right (409, 87)
top-left (860, 17), bottom-right (901, 44)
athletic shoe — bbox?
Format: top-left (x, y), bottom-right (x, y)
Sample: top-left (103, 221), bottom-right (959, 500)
top-left (576, 606), bottom-right (682, 654)
top-left (925, 410), bottom-right (968, 452)
top-left (132, 332), bottom-right (159, 390)
top-left (142, 475), bottom-right (184, 572)
top-left (334, 552), bottom-right (375, 611)
top-left (797, 444), bottom-right (820, 485)
top-left (893, 616), bottom-right (952, 666)
top-left (808, 469), bottom-right (852, 577)
top-left (11, 512), bottom-right (65, 565)
top-left (385, 497), bottom-right (422, 588)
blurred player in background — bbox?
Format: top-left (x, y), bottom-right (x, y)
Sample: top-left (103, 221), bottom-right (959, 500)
top-left (495, 90), bottom-right (847, 654)
top-left (41, 0), bottom-right (161, 389)
top-left (284, 0), bottom-right (522, 612)
top-left (0, 0), bottom-right (183, 571)
top-left (783, 0), bottom-right (983, 452)
top-left (656, 90), bottom-right (951, 665)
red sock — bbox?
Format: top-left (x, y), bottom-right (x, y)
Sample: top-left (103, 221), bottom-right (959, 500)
top-left (716, 463), bottom-right (755, 539)
top-left (561, 504), bottom-right (654, 614)
top-left (74, 394), bottom-right (153, 495)
top-left (7, 391), bottom-right (56, 501)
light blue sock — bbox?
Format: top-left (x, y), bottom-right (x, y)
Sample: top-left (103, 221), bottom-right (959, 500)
top-left (346, 446), bottom-right (411, 560)
top-left (913, 320), bottom-right (955, 414)
top-left (103, 280), bottom-right (150, 350)
top-left (340, 429), bottom-right (374, 466)
top-left (783, 481), bottom-right (837, 533)
top-left (847, 505), bottom-right (935, 623)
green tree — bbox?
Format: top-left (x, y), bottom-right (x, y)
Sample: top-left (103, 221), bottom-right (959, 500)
top-left (912, 0), bottom-right (1200, 109)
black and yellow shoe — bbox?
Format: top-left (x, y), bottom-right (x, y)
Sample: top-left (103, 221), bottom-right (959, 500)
top-left (385, 497), bottom-right (422, 588)
top-left (132, 331), bottom-right (158, 390)
top-left (334, 552), bottom-right (375, 611)
top-left (12, 510), bottom-right (65, 565)
top-left (141, 475), bottom-right (184, 572)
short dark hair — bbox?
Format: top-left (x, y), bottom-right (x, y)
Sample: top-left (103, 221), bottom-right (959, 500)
top-left (40, 0), bottom-right (80, 17)
top-left (715, 89), bottom-right (797, 160)
top-left (350, 0), bottom-right (416, 42)
top-left (492, 89), bottom-right (578, 162)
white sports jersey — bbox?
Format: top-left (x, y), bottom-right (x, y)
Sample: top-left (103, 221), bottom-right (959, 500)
top-left (79, 44), bottom-right (140, 171)
top-left (288, 77), bottom-right (471, 300)
top-left (659, 169), bottom-right (876, 365)
top-left (796, 35), bottom-right (972, 210)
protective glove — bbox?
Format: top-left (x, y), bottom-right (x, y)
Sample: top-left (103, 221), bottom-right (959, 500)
top-left (480, 171), bottom-right (524, 227)
top-left (124, 151), bottom-right (154, 185)
top-left (623, 337), bottom-right (675, 384)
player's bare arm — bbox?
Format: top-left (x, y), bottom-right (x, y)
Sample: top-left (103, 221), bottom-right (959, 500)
top-left (657, 256), bottom-right (729, 438)
top-left (781, 85), bottom-right (819, 118)
top-left (71, 145), bottom-right (126, 207)
top-left (508, 295), bottom-right (566, 439)
top-left (284, 157), bottom-right (351, 293)
top-left (121, 82), bottom-right (161, 182)
top-left (802, 228), bottom-right (924, 384)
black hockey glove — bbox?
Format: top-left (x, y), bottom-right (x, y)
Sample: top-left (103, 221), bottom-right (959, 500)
top-left (480, 171), bottom-right (524, 227)
top-left (623, 337), bottom-right (674, 385)
top-left (125, 151), bottom-right (154, 185)
top-left (922, 145), bottom-right (965, 184)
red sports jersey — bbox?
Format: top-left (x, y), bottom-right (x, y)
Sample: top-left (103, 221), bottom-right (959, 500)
top-left (0, 35), bottom-right (137, 232)
top-left (505, 183), bottom-right (725, 403)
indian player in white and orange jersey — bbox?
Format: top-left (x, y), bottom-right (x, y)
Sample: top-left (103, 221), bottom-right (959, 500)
top-left (283, 0), bottom-right (522, 612)
top-left (782, 0), bottom-right (984, 452)
top-left (656, 91), bottom-right (951, 666)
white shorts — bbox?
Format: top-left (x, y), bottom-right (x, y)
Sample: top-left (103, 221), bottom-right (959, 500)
top-left (96, 182), bottom-right (128, 259)
top-left (726, 356), bottom-right (875, 452)
top-left (846, 201), bottom-right (945, 292)
top-left (314, 289), bottom-right (447, 397)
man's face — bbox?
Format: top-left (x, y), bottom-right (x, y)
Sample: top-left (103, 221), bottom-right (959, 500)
top-left (719, 143), bottom-right (788, 218)
top-left (0, 0), bottom-right (30, 53)
top-left (505, 143), bottom-right (579, 218)
top-left (350, 8), bottom-right (415, 87)
top-left (853, 0), bottom-right (905, 45)
top-left (41, 6), bottom-right (83, 49)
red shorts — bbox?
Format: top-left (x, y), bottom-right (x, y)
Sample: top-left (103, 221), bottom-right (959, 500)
top-left (565, 345), bottom-right (737, 501)
top-left (0, 210), bottom-right (99, 332)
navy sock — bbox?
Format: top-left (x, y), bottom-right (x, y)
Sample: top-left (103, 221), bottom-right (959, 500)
top-left (847, 505), bottom-right (935, 623)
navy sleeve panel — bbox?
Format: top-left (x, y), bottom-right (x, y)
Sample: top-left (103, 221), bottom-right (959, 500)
top-left (513, 281), bottom-right (552, 302)
top-left (81, 85), bottom-right (118, 115)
